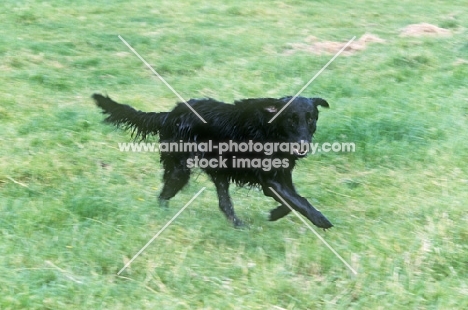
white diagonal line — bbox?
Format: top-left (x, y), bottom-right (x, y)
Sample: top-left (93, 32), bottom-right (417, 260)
top-left (118, 35), bottom-right (207, 124)
top-left (268, 187), bottom-right (358, 275)
top-left (117, 187), bottom-right (206, 275)
top-left (268, 36), bottom-right (356, 123)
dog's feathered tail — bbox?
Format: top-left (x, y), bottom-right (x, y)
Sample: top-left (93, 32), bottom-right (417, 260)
top-left (92, 93), bottom-right (167, 140)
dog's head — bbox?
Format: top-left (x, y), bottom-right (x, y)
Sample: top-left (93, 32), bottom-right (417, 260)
top-left (264, 96), bottom-right (329, 157)
top-left (235, 96), bottom-right (329, 158)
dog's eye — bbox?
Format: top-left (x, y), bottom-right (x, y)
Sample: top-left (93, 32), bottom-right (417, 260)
top-left (306, 112), bottom-right (314, 123)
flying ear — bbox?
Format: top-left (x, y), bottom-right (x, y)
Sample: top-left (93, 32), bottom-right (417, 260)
top-left (312, 98), bottom-right (330, 108)
top-left (264, 106), bottom-right (278, 113)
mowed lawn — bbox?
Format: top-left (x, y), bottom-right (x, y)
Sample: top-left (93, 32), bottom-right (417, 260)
top-left (1, 0), bottom-right (467, 309)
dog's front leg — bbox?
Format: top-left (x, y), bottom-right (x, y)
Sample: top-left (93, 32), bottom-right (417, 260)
top-left (262, 178), bottom-right (333, 229)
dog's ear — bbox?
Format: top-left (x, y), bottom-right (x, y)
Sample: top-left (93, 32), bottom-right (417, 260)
top-left (312, 98), bottom-right (330, 108)
top-left (264, 106), bottom-right (278, 113)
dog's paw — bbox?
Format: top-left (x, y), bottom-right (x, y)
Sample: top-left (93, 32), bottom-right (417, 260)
top-left (232, 217), bottom-right (246, 228)
top-left (158, 198), bottom-right (169, 208)
top-left (269, 205), bottom-right (291, 221)
top-left (312, 212), bottom-right (333, 230)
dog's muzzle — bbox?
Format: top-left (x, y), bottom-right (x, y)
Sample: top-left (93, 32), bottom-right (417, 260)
top-left (293, 148), bottom-right (309, 157)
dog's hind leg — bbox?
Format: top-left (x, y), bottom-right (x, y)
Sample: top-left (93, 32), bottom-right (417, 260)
top-left (158, 158), bottom-right (191, 207)
top-left (210, 175), bottom-right (244, 227)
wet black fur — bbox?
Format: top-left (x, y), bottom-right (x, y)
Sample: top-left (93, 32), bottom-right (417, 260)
top-left (93, 94), bottom-right (333, 229)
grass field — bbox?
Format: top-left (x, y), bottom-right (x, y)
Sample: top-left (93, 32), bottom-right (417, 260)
top-left (1, 0), bottom-right (467, 308)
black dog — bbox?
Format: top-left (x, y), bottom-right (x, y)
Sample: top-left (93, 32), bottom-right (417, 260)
top-left (93, 94), bottom-right (333, 229)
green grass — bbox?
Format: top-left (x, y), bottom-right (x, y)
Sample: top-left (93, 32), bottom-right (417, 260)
top-left (1, 0), bottom-right (468, 308)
